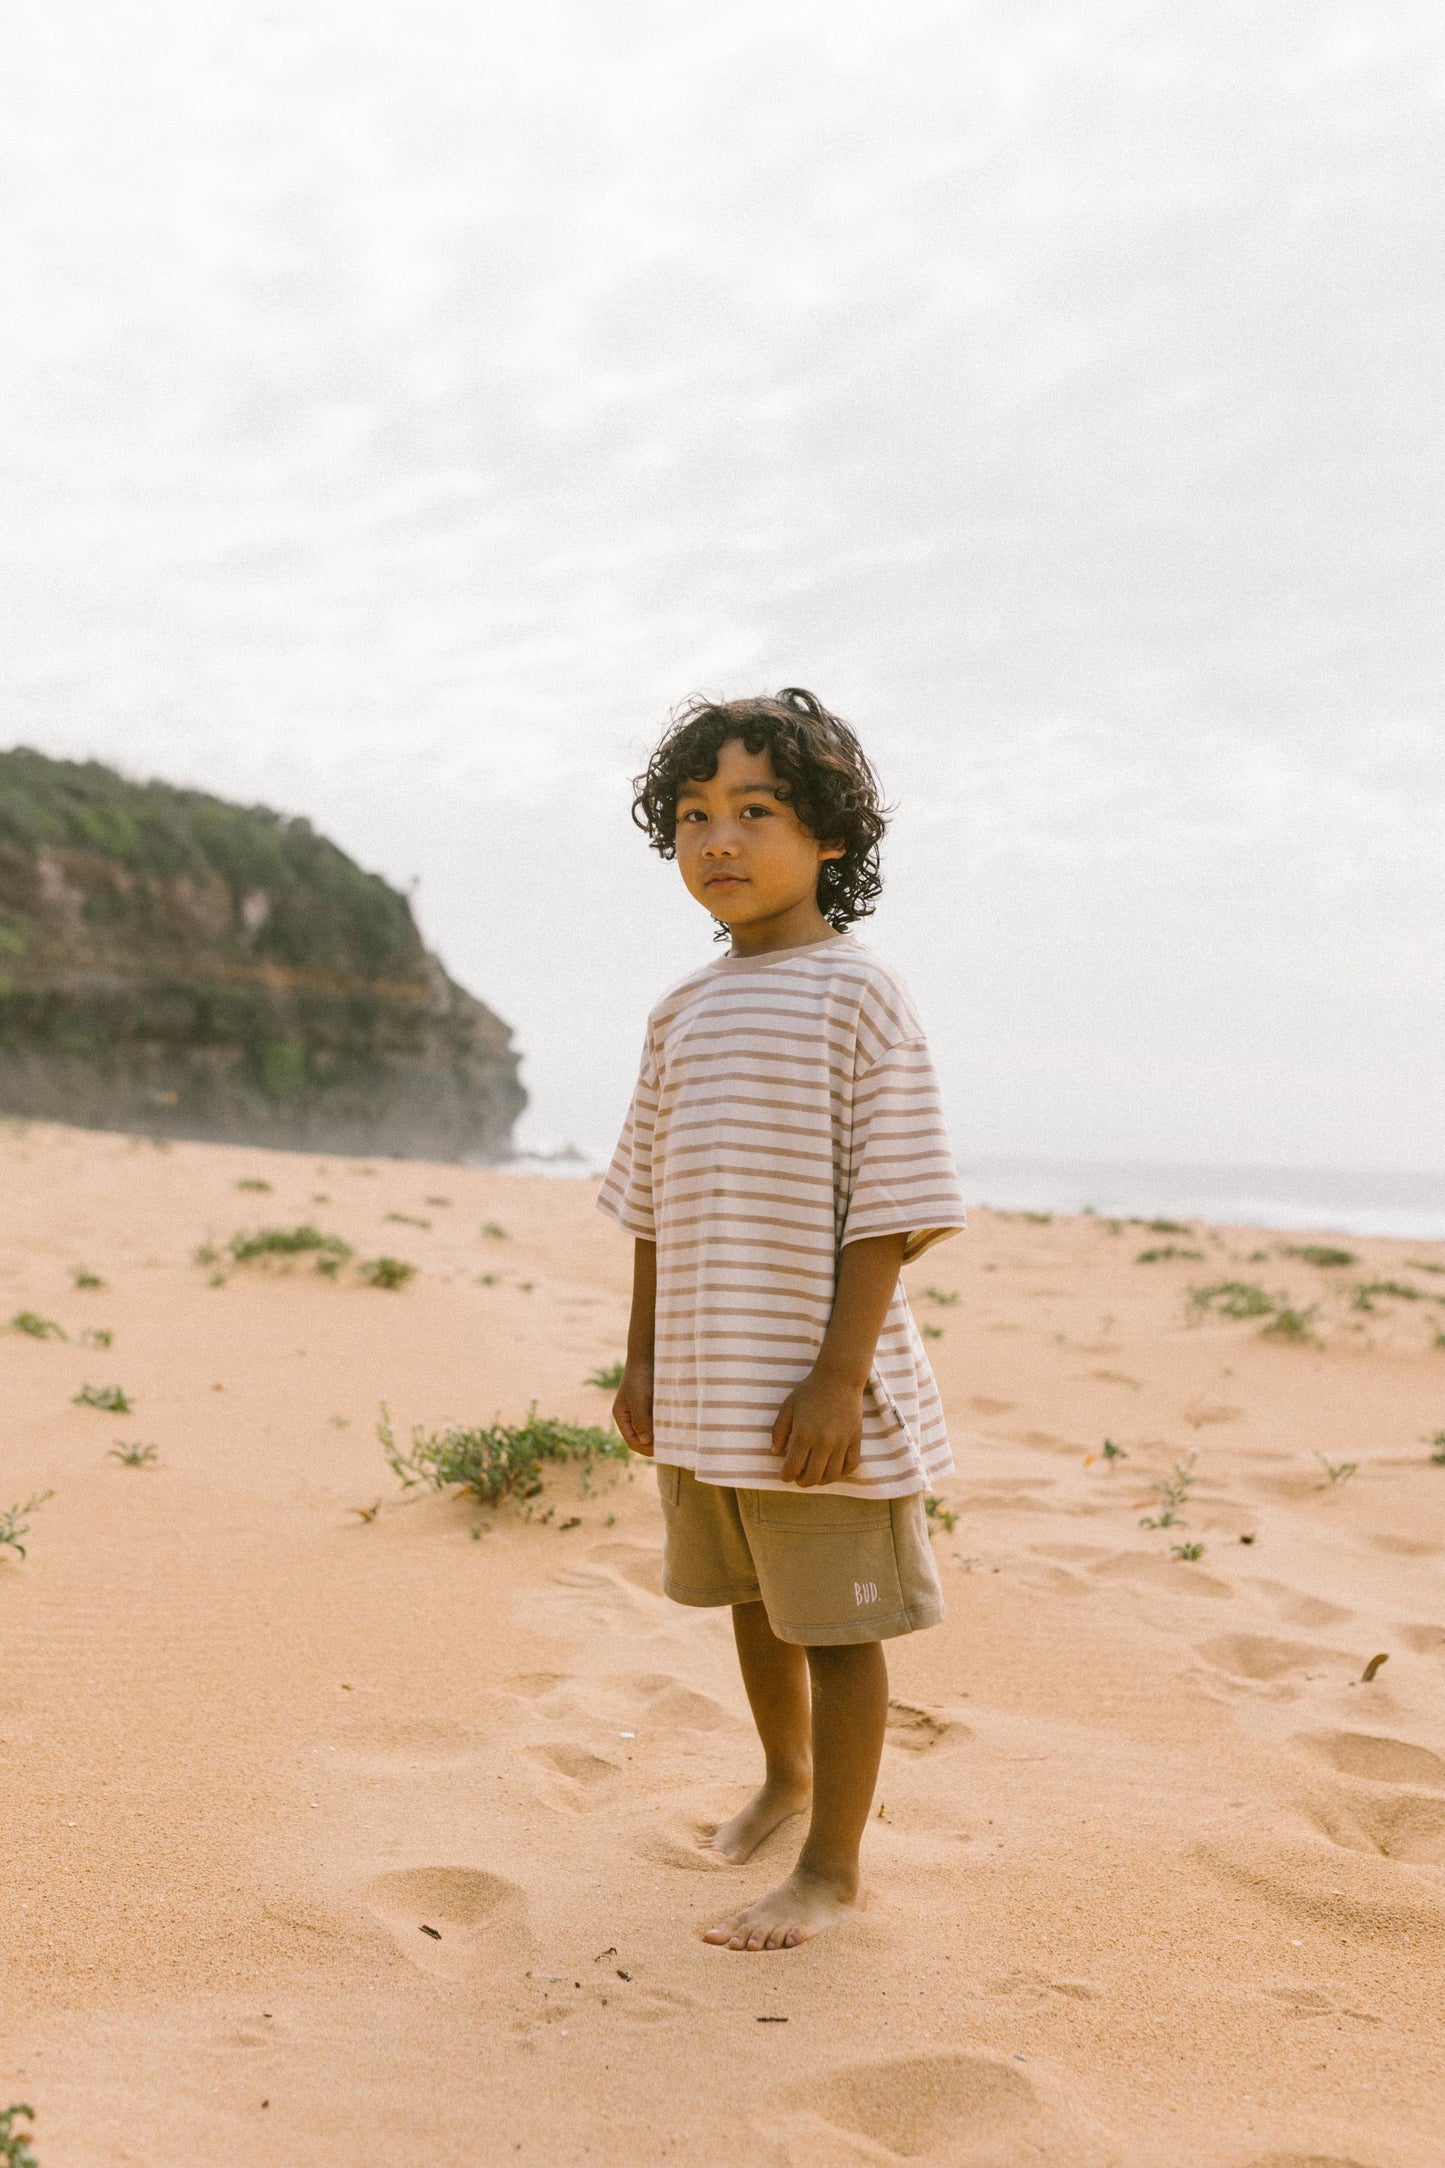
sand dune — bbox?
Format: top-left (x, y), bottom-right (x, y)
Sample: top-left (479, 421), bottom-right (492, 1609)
top-left (2, 1122), bottom-right (1443, 2165)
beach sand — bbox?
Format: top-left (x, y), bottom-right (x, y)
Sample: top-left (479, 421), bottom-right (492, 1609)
top-left (3, 1121), bottom-right (1444, 2166)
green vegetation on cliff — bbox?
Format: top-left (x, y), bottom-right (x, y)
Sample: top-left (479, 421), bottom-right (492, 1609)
top-left (0, 749), bottom-right (524, 1158)
top-left (0, 748), bottom-right (418, 978)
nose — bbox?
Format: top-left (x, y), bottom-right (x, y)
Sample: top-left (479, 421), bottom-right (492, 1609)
top-left (701, 827), bottom-right (739, 858)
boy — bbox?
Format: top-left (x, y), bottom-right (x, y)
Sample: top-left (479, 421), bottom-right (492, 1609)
top-left (599, 688), bottom-right (965, 1953)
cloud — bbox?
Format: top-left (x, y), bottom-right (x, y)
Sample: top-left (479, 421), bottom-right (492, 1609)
top-left (0, 0), bottom-right (1440, 1167)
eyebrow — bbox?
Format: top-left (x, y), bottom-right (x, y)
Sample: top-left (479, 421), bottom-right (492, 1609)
top-left (676, 779), bottom-right (785, 801)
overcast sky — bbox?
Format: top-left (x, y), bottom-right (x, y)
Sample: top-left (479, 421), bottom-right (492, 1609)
top-left (1, 0), bottom-right (1440, 1173)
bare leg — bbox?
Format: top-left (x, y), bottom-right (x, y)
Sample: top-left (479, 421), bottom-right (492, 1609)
top-left (702, 1601), bottom-right (812, 1863)
top-left (704, 1637), bottom-right (888, 1949)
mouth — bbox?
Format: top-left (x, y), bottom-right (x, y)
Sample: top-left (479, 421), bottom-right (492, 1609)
top-left (703, 874), bottom-right (746, 890)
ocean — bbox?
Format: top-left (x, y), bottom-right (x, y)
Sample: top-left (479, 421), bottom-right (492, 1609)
top-left (499, 1144), bottom-right (1445, 1244)
top-left (955, 1157), bottom-right (1445, 1244)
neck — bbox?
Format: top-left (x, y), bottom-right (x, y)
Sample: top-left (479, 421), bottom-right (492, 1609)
top-left (725, 900), bottom-right (839, 958)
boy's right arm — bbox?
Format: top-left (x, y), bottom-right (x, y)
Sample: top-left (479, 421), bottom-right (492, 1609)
top-left (613, 1237), bottom-right (656, 1456)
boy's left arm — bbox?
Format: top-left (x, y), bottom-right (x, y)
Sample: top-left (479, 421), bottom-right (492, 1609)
top-left (771, 1232), bottom-right (908, 1488)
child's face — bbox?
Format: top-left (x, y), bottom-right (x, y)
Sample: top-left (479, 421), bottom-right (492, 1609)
top-left (674, 737), bottom-right (843, 931)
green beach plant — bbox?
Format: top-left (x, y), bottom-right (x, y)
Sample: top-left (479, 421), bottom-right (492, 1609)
top-left (1170, 1542), bottom-right (1205, 1561)
top-left (1352, 1279), bottom-right (1436, 1312)
top-left (1262, 1304), bottom-right (1317, 1341)
top-left (74, 1384), bottom-right (131, 1412)
top-left (0, 2103), bottom-right (38, 2168)
top-left (0, 1495), bottom-right (52, 1562)
top-left (1136, 1246), bottom-right (1205, 1263)
top-left (109, 1443), bottom-right (157, 1467)
top-left (1189, 1281), bottom-right (1275, 1320)
top-left (1315, 1455), bottom-right (1358, 1486)
top-left (380, 1401), bottom-right (627, 1507)
top-left (71, 1267), bottom-right (104, 1289)
top-left (1284, 1244), bottom-right (1356, 1268)
top-left (922, 1286), bottom-right (960, 1306)
top-left (1430, 1432), bottom-right (1445, 1465)
top-left (358, 1256), bottom-right (414, 1290)
top-left (585, 1361), bottom-right (624, 1389)
top-left (924, 1496), bottom-right (958, 1533)
top-left (226, 1224), bottom-right (352, 1268)
top-left (9, 1312), bottom-right (63, 1340)
top-left (1140, 1454), bottom-right (1197, 1530)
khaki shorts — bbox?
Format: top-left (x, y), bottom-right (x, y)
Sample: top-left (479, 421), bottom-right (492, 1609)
top-left (655, 1464), bottom-right (944, 1646)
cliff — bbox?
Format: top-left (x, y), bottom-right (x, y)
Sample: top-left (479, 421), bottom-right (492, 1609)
top-left (0, 749), bottom-right (525, 1159)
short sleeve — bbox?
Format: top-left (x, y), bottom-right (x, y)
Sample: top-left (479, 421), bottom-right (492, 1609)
top-left (596, 1031), bottom-right (659, 1239)
top-left (841, 1038), bottom-right (966, 1262)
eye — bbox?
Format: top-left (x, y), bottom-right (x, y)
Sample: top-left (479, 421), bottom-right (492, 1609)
top-left (677, 807), bottom-right (706, 823)
top-left (740, 801), bottom-right (773, 819)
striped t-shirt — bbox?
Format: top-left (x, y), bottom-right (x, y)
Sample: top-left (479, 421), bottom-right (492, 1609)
top-left (597, 932), bottom-right (966, 1498)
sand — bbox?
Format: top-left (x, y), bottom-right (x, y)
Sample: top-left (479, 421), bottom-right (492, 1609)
top-left (2, 1120), bottom-right (1444, 2167)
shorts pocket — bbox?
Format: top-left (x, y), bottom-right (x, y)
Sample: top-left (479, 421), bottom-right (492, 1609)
top-left (754, 1488), bottom-right (891, 1532)
top-left (655, 1462), bottom-right (683, 1507)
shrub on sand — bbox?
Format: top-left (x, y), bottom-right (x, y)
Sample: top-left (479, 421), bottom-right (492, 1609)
top-left (380, 1402), bottom-right (626, 1506)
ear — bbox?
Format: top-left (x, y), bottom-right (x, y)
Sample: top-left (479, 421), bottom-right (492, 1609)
top-left (817, 840), bottom-right (846, 863)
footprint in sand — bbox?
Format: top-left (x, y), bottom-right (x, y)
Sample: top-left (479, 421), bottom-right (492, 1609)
top-left (508, 1671), bottom-right (568, 1697)
top-left (774, 2048), bottom-right (1113, 2166)
top-left (633, 1830), bottom-right (735, 1873)
top-left (1090, 1553), bottom-right (1233, 1599)
top-left (885, 1701), bottom-right (964, 1753)
top-left (364, 1866), bottom-right (527, 1975)
top-left (542, 1563), bottom-right (664, 1630)
top-left (984, 1968), bottom-right (1103, 2003)
top-left (1197, 1634), bottom-right (1354, 1683)
top-left (1241, 2155), bottom-right (1381, 2167)
top-left (1012, 1428), bottom-right (1080, 1458)
top-left (606, 1983), bottom-right (696, 2029)
top-left (1261, 1988), bottom-right (1383, 2026)
top-left (524, 1741), bottom-right (623, 1806)
top-left (1309, 1786), bottom-right (1445, 1865)
top-left (1302, 1732), bottom-right (1445, 1787)
top-left (1198, 1823), bottom-right (1445, 1941)
top-left (587, 1540), bottom-right (666, 1595)
top-left (1252, 1582), bottom-right (1355, 1631)
top-left (624, 1673), bottom-right (732, 1729)
top-left (1183, 1402), bottom-right (1243, 1428)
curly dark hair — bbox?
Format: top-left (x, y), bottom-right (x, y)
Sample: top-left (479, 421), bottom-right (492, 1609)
top-left (630, 688), bottom-right (889, 931)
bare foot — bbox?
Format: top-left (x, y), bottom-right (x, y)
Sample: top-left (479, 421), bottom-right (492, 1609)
top-left (703, 1866), bottom-right (858, 1951)
top-left (701, 1777), bottom-right (811, 1865)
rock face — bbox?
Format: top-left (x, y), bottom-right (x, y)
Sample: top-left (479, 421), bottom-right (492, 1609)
top-left (0, 749), bottom-right (525, 1159)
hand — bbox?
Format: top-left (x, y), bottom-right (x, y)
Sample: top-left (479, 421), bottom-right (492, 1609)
top-left (613, 1359), bottom-right (655, 1457)
top-left (770, 1366), bottom-right (864, 1487)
